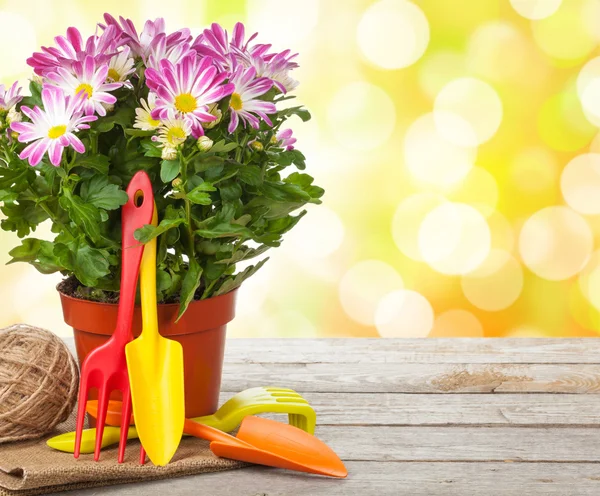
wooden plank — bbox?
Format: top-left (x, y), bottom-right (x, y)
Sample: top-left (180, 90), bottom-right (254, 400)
top-left (221, 362), bottom-right (600, 393)
top-left (224, 338), bottom-right (600, 364)
top-left (55, 462), bottom-right (600, 496)
top-left (221, 392), bottom-right (600, 426)
top-left (314, 425), bottom-right (600, 462)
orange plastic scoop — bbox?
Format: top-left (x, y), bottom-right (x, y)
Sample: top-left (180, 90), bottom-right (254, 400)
top-left (187, 416), bottom-right (347, 478)
top-left (84, 401), bottom-right (346, 478)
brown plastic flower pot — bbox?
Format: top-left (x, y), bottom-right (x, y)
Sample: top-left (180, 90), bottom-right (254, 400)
top-left (58, 285), bottom-right (237, 419)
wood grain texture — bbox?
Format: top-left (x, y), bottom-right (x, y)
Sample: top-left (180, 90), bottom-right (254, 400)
top-left (223, 392), bottom-right (600, 426)
top-left (221, 362), bottom-right (600, 393)
top-left (224, 338), bottom-right (600, 364)
top-left (53, 462), bottom-right (600, 496)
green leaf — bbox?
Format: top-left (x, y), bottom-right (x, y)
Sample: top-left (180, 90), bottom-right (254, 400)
top-left (32, 241), bottom-right (65, 274)
top-left (71, 154), bottom-right (110, 175)
top-left (160, 159), bottom-right (180, 183)
top-left (210, 140), bottom-right (239, 153)
top-left (59, 191), bottom-right (103, 243)
top-left (80, 175), bottom-right (128, 211)
top-left (141, 140), bottom-right (163, 158)
top-left (1, 200), bottom-right (50, 237)
top-left (216, 244), bottom-right (270, 264)
top-left (193, 155), bottom-right (225, 173)
top-left (277, 106), bottom-right (311, 122)
top-left (94, 106), bottom-right (135, 133)
top-left (218, 182), bottom-right (242, 201)
top-left (157, 269), bottom-right (172, 293)
top-left (177, 259), bottom-right (202, 321)
top-left (55, 238), bottom-right (111, 287)
top-left (214, 258), bottom-right (269, 296)
top-left (0, 163), bottom-right (36, 193)
top-left (187, 182), bottom-right (216, 205)
top-left (124, 128), bottom-right (156, 137)
top-left (134, 218), bottom-right (186, 243)
top-left (260, 181), bottom-right (311, 202)
top-left (7, 238), bottom-right (41, 264)
top-left (237, 165), bottom-right (262, 186)
top-left (0, 190), bottom-right (18, 202)
top-left (195, 222), bottom-right (254, 239)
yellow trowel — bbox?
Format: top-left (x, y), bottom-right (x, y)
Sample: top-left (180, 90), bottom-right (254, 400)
top-left (125, 204), bottom-right (185, 466)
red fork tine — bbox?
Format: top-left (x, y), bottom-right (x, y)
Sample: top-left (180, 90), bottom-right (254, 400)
top-left (73, 171), bottom-right (154, 463)
top-left (140, 446), bottom-right (147, 465)
top-left (118, 387), bottom-right (133, 463)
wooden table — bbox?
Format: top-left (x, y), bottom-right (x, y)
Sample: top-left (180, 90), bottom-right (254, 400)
top-left (65, 338), bottom-right (600, 495)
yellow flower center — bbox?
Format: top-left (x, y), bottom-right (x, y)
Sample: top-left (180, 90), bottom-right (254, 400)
top-left (174, 93), bottom-right (197, 113)
top-left (167, 126), bottom-right (187, 145)
top-left (147, 116), bottom-right (161, 127)
top-left (75, 83), bottom-right (94, 99)
top-left (230, 92), bottom-right (243, 111)
top-left (47, 124), bottom-right (67, 139)
top-left (107, 68), bottom-right (121, 82)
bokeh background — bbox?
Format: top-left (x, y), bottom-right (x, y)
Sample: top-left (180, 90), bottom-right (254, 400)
top-left (1, 0), bottom-right (600, 338)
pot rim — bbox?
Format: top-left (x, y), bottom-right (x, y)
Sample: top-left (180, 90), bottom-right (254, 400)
top-left (56, 281), bottom-right (238, 308)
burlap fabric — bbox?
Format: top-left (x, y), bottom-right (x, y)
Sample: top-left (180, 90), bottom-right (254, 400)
top-left (0, 412), bottom-right (244, 495)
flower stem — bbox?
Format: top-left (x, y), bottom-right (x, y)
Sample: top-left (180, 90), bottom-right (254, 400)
top-left (30, 188), bottom-right (74, 238)
top-left (179, 153), bottom-right (195, 262)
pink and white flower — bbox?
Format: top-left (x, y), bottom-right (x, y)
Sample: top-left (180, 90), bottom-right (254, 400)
top-left (145, 55), bottom-right (234, 136)
top-left (274, 128), bottom-right (296, 150)
top-left (102, 14), bottom-right (192, 60)
top-left (27, 25), bottom-right (118, 76)
top-left (193, 22), bottom-right (258, 72)
top-left (144, 33), bottom-right (195, 71)
top-left (107, 46), bottom-right (136, 87)
top-left (10, 86), bottom-right (96, 167)
top-left (0, 82), bottom-right (23, 112)
top-left (46, 56), bottom-right (123, 116)
top-left (227, 65), bottom-right (276, 133)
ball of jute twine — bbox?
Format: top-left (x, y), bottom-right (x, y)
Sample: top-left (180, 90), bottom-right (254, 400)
top-left (0, 324), bottom-right (79, 444)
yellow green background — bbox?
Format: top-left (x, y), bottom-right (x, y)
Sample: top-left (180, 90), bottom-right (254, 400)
top-left (1, 0), bottom-right (600, 338)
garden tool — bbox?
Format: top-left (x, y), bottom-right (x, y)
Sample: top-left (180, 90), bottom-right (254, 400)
top-left (125, 204), bottom-right (185, 466)
top-left (48, 387), bottom-right (316, 454)
top-left (186, 416), bottom-right (347, 478)
top-left (73, 171), bottom-right (154, 463)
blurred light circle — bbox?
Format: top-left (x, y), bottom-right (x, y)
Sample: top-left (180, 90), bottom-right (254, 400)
top-left (375, 290), bottom-right (434, 337)
top-left (447, 166), bottom-right (498, 218)
top-left (339, 260), bottom-right (403, 326)
top-left (404, 113), bottom-right (477, 188)
top-left (391, 192), bottom-right (447, 261)
top-left (0, 12), bottom-right (36, 77)
top-left (538, 91), bottom-right (596, 151)
top-left (578, 250), bottom-right (600, 311)
top-left (532, 1), bottom-right (597, 64)
top-left (510, 147), bottom-right (559, 193)
top-left (461, 250), bottom-right (524, 311)
top-left (560, 154), bottom-right (600, 215)
top-left (327, 81), bottom-right (396, 151)
top-left (418, 202), bottom-right (491, 275)
top-left (577, 57), bottom-right (600, 122)
top-left (434, 77), bottom-right (503, 147)
top-left (429, 309), bottom-right (484, 337)
top-left (357, 0), bottom-right (429, 70)
top-left (519, 206), bottom-right (593, 280)
top-left (284, 206), bottom-right (344, 258)
top-left (247, 0), bottom-right (319, 45)
top-left (467, 22), bottom-right (528, 82)
top-left (510, 0), bottom-right (562, 19)
top-left (418, 51), bottom-right (466, 100)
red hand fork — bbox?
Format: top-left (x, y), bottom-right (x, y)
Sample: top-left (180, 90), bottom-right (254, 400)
top-left (73, 171), bottom-right (154, 463)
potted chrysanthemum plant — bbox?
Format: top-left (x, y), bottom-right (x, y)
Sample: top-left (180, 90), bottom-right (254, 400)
top-left (0, 14), bottom-right (323, 416)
